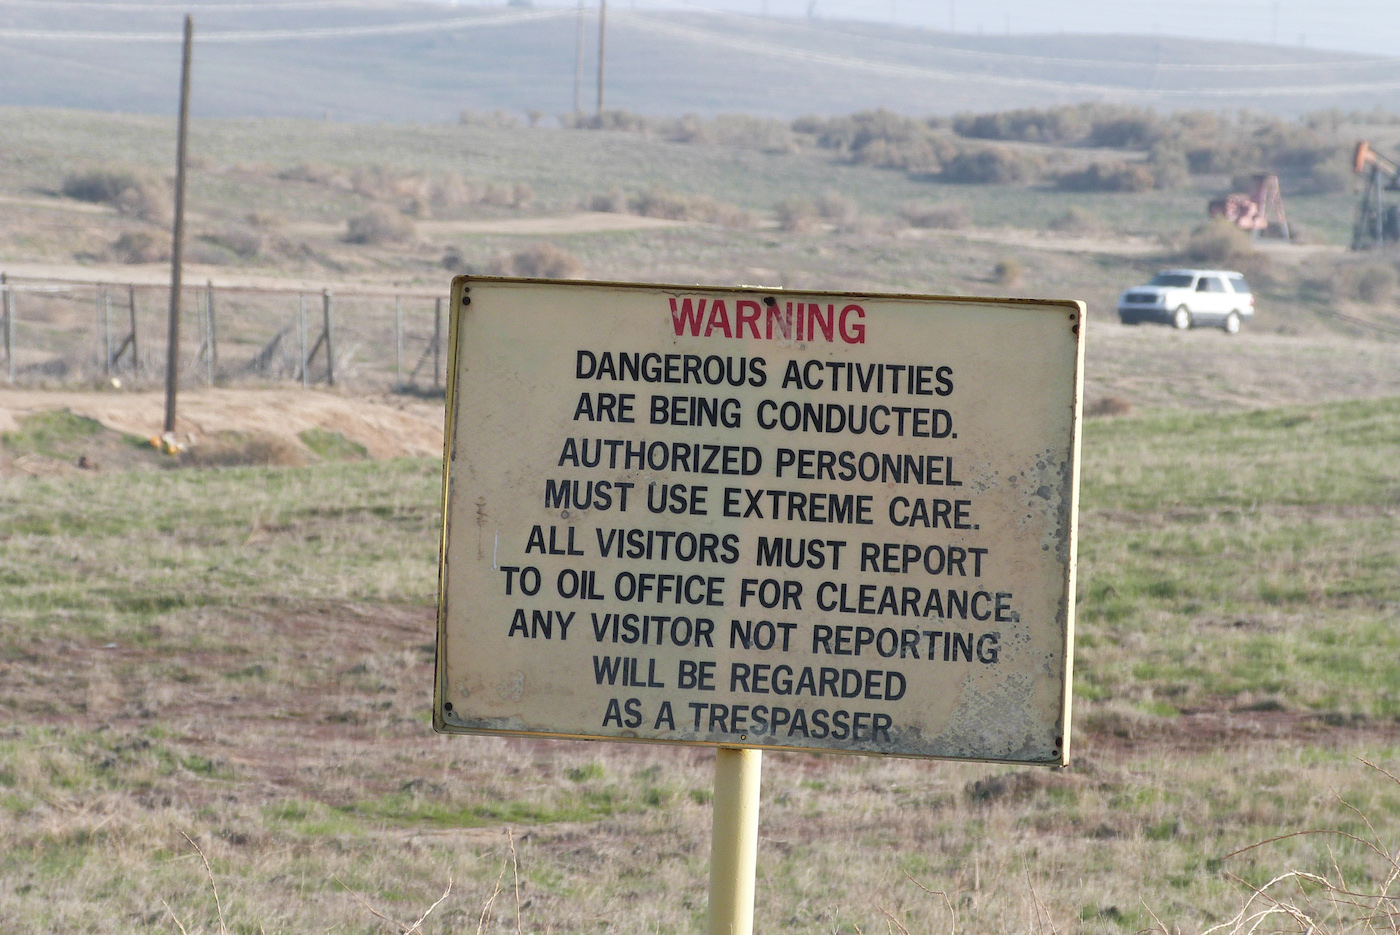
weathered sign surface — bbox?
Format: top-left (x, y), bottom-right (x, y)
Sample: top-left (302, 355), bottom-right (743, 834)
top-left (435, 278), bottom-right (1084, 765)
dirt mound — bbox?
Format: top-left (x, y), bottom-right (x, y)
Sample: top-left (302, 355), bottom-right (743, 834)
top-left (0, 388), bottom-right (444, 469)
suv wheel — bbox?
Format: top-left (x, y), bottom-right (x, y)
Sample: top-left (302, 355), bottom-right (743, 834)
top-left (1172, 305), bottom-right (1192, 330)
top-left (1223, 311), bottom-right (1241, 335)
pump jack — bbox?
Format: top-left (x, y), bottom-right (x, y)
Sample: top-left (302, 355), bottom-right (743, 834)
top-left (1352, 140), bottom-right (1400, 250)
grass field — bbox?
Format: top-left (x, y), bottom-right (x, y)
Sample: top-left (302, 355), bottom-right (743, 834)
top-left (3, 394), bottom-right (1399, 933)
top-left (4, 101), bottom-right (1400, 933)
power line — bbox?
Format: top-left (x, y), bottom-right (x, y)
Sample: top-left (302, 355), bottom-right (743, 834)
top-left (0, 7), bottom-right (571, 42)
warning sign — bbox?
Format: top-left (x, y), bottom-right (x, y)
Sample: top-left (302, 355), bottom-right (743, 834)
top-left (435, 278), bottom-right (1084, 765)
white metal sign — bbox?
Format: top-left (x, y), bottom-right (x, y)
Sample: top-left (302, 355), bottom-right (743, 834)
top-left (436, 277), bottom-right (1083, 765)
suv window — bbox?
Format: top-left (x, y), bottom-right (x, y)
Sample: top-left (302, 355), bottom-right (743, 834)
top-left (1197, 277), bottom-right (1224, 293)
top-left (1228, 276), bottom-right (1250, 294)
top-left (1150, 273), bottom-right (1195, 287)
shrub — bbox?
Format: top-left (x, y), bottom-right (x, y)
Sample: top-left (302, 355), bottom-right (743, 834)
top-left (1147, 144), bottom-right (1190, 189)
top-left (1087, 113), bottom-right (1162, 149)
top-left (588, 188), bottom-right (628, 213)
top-left (1354, 264), bottom-right (1398, 303)
top-left (276, 162), bottom-right (353, 189)
top-left (951, 106), bottom-right (1088, 144)
top-left (900, 202), bottom-right (968, 229)
top-left (815, 192), bottom-right (858, 225)
top-left (485, 243), bottom-right (583, 279)
top-left (629, 188), bottom-right (751, 227)
top-left (458, 108), bottom-right (520, 128)
top-left (62, 169), bottom-right (139, 204)
top-left (992, 258), bottom-right (1022, 286)
top-left (182, 432), bottom-right (308, 468)
top-left (1055, 161), bottom-right (1155, 193)
top-left (345, 208), bottom-right (416, 245)
top-left (112, 231), bottom-right (166, 264)
top-left (775, 198), bottom-right (819, 232)
top-left (63, 169), bottom-right (170, 222)
top-left (1046, 207), bottom-right (1098, 234)
top-left (115, 180), bottom-right (172, 224)
top-left (792, 109), bottom-right (955, 172)
top-left (941, 146), bottom-right (1040, 184)
top-left (1181, 219), bottom-right (1254, 265)
top-left (200, 227), bottom-right (263, 260)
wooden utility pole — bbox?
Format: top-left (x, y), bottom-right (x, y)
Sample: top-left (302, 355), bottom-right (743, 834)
top-left (596, 0), bottom-right (606, 117)
top-left (573, 0), bottom-right (585, 115)
top-left (163, 14), bottom-right (193, 435)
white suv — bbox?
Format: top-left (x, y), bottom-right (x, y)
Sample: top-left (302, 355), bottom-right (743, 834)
top-left (1117, 269), bottom-right (1254, 335)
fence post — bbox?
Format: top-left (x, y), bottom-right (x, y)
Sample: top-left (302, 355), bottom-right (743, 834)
top-left (433, 296), bottom-right (442, 390)
top-left (206, 278), bottom-right (217, 384)
top-left (128, 285), bottom-right (139, 376)
top-left (102, 287), bottom-right (112, 377)
top-left (298, 294), bottom-right (307, 388)
top-left (322, 289), bottom-right (335, 386)
top-left (196, 286), bottom-right (206, 376)
top-left (394, 295), bottom-right (403, 391)
top-left (2, 273), bottom-right (11, 385)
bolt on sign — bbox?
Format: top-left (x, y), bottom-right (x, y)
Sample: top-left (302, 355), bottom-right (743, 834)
top-left (435, 278), bottom-right (1084, 765)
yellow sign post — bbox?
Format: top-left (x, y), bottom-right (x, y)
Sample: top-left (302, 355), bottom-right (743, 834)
top-left (435, 277), bottom-right (1084, 933)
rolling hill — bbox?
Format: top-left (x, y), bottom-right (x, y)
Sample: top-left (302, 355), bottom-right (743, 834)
top-left (3, 4), bottom-right (1400, 122)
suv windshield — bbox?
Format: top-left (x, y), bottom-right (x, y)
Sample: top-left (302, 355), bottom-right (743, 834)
top-left (1149, 273), bottom-right (1195, 287)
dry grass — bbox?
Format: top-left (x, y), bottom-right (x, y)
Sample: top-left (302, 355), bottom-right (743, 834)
top-left (178, 431), bottom-right (309, 468)
top-left (1086, 395), bottom-right (1134, 418)
top-left (3, 397), bottom-right (1400, 931)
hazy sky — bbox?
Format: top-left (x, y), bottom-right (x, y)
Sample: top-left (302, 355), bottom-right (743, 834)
top-left (571, 0), bottom-right (1400, 58)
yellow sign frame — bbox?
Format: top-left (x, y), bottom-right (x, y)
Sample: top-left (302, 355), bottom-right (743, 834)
top-left (435, 276), bottom-right (1084, 766)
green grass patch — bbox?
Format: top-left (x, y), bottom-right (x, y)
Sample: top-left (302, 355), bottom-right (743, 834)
top-left (298, 428), bottom-right (368, 462)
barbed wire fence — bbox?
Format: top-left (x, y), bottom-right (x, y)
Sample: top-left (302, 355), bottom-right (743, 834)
top-left (0, 273), bottom-right (450, 395)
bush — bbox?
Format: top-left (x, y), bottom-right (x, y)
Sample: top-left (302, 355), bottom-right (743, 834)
top-left (345, 208), bottom-right (416, 245)
top-left (1087, 114), bottom-right (1162, 149)
top-left (992, 258), bottom-right (1022, 286)
top-left (485, 243), bottom-right (583, 279)
top-left (62, 169), bottom-right (139, 204)
top-left (629, 188), bottom-right (751, 227)
top-left (1181, 220), bottom-right (1255, 265)
top-left (1046, 207), bottom-right (1098, 234)
top-left (63, 169), bottom-right (170, 223)
top-left (458, 108), bottom-right (520, 128)
top-left (815, 192), bottom-right (858, 225)
top-left (112, 231), bottom-right (167, 264)
top-left (775, 198), bottom-right (819, 232)
top-left (951, 106), bottom-right (1088, 144)
top-left (941, 146), bottom-right (1041, 184)
top-left (1354, 264), bottom-right (1398, 303)
top-left (588, 188), bottom-right (627, 213)
top-left (900, 202), bottom-right (968, 229)
top-left (200, 227), bottom-right (263, 260)
top-left (276, 162), bottom-right (353, 190)
top-left (182, 432), bottom-right (308, 468)
top-left (1055, 161), bottom-right (1155, 193)
top-left (792, 109), bottom-right (955, 172)
top-left (1147, 144), bottom-right (1190, 189)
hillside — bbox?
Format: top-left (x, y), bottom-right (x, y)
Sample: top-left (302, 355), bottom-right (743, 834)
top-left (3, 5), bottom-right (1400, 121)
